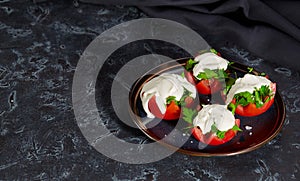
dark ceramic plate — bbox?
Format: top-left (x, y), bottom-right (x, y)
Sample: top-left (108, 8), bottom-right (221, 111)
top-left (129, 58), bottom-right (285, 156)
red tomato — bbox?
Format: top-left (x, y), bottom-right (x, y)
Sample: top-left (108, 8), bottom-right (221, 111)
top-left (196, 79), bottom-right (222, 95)
top-left (184, 70), bottom-right (222, 95)
top-left (191, 119), bottom-right (240, 146)
top-left (148, 95), bottom-right (193, 120)
top-left (232, 83), bottom-right (276, 117)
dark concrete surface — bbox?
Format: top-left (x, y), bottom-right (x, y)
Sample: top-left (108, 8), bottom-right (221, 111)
top-left (0, 0), bottom-right (299, 180)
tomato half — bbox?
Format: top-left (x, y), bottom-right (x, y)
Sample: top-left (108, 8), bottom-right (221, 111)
top-left (196, 79), bottom-right (222, 95)
top-left (184, 70), bottom-right (222, 95)
top-left (191, 119), bottom-right (240, 146)
top-left (232, 83), bottom-right (276, 117)
top-left (148, 95), bottom-right (194, 120)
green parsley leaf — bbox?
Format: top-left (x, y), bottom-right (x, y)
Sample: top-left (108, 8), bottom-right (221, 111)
top-left (197, 69), bottom-right (227, 80)
top-left (247, 67), bottom-right (254, 73)
top-left (210, 48), bottom-right (218, 54)
top-left (232, 125), bottom-right (242, 131)
top-left (179, 88), bottom-right (192, 106)
top-left (225, 77), bottom-right (236, 94)
top-left (211, 124), bottom-right (241, 139)
top-left (182, 107), bottom-right (197, 124)
top-left (185, 58), bottom-right (198, 71)
top-left (211, 124), bottom-right (218, 133)
top-left (228, 62), bottom-right (235, 66)
top-left (216, 131), bottom-right (226, 139)
top-left (254, 90), bottom-right (264, 108)
top-left (228, 102), bottom-right (237, 115)
top-left (235, 92), bottom-right (254, 106)
top-left (259, 85), bottom-right (271, 97)
top-left (197, 69), bottom-right (217, 79)
top-left (260, 72), bottom-right (266, 76)
top-left (166, 88), bottom-right (193, 106)
top-left (211, 124), bottom-right (226, 139)
top-left (181, 72), bottom-right (185, 78)
top-left (166, 96), bottom-right (178, 105)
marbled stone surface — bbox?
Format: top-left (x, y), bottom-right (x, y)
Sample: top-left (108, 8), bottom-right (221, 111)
top-left (0, 1), bottom-right (299, 180)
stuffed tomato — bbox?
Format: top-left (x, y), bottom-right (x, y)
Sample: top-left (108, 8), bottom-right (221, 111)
top-left (226, 74), bottom-right (276, 117)
top-left (140, 73), bottom-right (196, 120)
top-left (183, 104), bottom-right (241, 145)
top-left (184, 51), bottom-right (230, 95)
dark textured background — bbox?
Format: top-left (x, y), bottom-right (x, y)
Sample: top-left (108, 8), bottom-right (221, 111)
top-left (0, 0), bottom-right (299, 180)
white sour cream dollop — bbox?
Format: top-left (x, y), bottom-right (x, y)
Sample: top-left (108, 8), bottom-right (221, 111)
top-left (226, 74), bottom-right (272, 105)
top-left (193, 52), bottom-right (229, 79)
top-left (193, 104), bottom-right (235, 134)
top-left (140, 73), bottom-right (196, 118)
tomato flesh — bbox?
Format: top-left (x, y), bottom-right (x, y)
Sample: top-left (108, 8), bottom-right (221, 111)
top-left (191, 119), bottom-right (240, 146)
top-left (196, 79), bottom-right (222, 95)
top-left (233, 83), bottom-right (276, 117)
top-left (184, 70), bottom-right (222, 95)
top-left (148, 95), bottom-right (194, 120)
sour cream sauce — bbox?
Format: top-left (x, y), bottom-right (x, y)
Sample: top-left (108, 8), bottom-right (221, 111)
top-left (193, 104), bottom-right (235, 134)
top-left (193, 52), bottom-right (229, 80)
top-left (140, 73), bottom-right (196, 118)
top-left (226, 74), bottom-right (272, 105)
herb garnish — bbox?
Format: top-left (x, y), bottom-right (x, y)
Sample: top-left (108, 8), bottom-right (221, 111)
top-left (211, 124), bottom-right (226, 139)
top-left (210, 48), bottom-right (218, 55)
top-left (166, 88), bottom-right (192, 107)
top-left (247, 67), bottom-right (254, 73)
top-left (185, 58), bottom-right (198, 71)
top-left (224, 77), bottom-right (236, 94)
top-left (211, 123), bottom-right (242, 139)
top-left (197, 69), bottom-right (227, 80)
top-left (228, 85), bottom-right (274, 114)
top-left (182, 107), bottom-right (198, 124)
top-left (182, 108), bottom-right (242, 139)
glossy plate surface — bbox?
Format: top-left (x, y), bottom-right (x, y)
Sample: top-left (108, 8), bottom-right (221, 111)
top-left (129, 58), bottom-right (286, 156)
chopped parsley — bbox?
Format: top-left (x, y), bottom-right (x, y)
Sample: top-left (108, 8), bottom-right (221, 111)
top-left (210, 48), bottom-right (218, 55)
top-left (181, 72), bottom-right (185, 78)
top-left (182, 107), bottom-right (198, 124)
top-left (197, 69), bottom-right (228, 80)
top-left (260, 72), bottom-right (266, 76)
top-left (247, 67), bottom-right (254, 73)
top-left (166, 96), bottom-right (177, 105)
top-left (232, 125), bottom-right (242, 131)
top-left (166, 88), bottom-right (192, 107)
top-left (211, 124), bottom-right (226, 139)
top-left (228, 62), bottom-right (235, 66)
top-left (224, 77), bottom-right (236, 94)
top-left (185, 58), bottom-right (198, 71)
top-left (211, 123), bottom-right (242, 139)
top-left (228, 85), bottom-right (274, 114)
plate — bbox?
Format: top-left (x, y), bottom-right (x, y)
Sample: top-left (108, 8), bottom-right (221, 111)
top-left (129, 58), bottom-right (286, 156)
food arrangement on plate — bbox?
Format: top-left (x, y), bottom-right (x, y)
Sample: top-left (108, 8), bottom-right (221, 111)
top-left (129, 49), bottom-right (284, 155)
top-left (140, 73), bottom-right (197, 120)
top-left (139, 49), bottom-right (276, 145)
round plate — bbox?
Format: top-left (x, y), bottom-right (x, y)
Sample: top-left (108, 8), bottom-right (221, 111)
top-left (129, 58), bottom-right (286, 156)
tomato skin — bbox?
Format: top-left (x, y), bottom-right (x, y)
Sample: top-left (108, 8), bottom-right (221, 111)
top-left (148, 95), bottom-right (194, 120)
top-left (184, 70), bottom-right (222, 95)
top-left (234, 97), bottom-right (275, 117)
top-left (191, 119), bottom-right (240, 146)
top-left (232, 83), bottom-right (276, 117)
top-left (184, 70), bottom-right (196, 85)
top-left (196, 79), bottom-right (222, 95)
